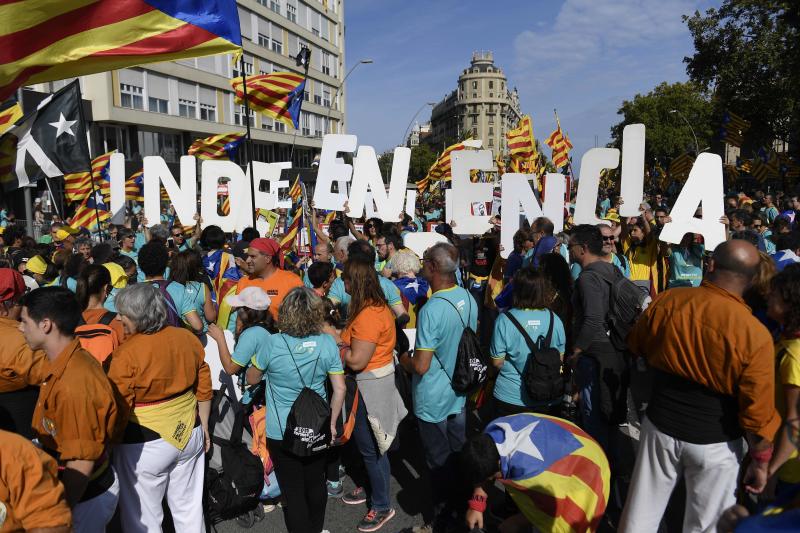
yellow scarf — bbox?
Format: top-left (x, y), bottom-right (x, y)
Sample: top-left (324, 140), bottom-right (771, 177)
top-left (130, 390), bottom-right (197, 450)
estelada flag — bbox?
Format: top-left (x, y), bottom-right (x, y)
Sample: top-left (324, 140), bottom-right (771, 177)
top-left (0, 0), bottom-right (242, 101)
top-left (485, 413), bottom-right (610, 533)
top-left (231, 72), bottom-right (305, 129)
top-left (0, 81), bottom-right (90, 191)
top-left (188, 132), bottom-right (244, 160)
top-left (0, 99), bottom-right (22, 135)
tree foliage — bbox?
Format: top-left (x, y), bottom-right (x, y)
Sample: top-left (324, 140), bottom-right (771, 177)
top-left (377, 144), bottom-right (439, 183)
top-left (609, 81), bottom-right (714, 165)
top-left (684, 1), bottom-right (799, 154)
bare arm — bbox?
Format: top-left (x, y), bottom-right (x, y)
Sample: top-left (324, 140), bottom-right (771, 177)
top-left (246, 365), bottom-right (263, 385)
top-left (198, 399), bottom-right (211, 452)
top-left (328, 372), bottom-right (346, 441)
top-left (310, 205), bottom-right (330, 245)
top-left (208, 323), bottom-right (242, 375)
top-left (183, 310), bottom-right (204, 335)
top-left (399, 348), bottom-right (433, 376)
top-left (342, 337), bottom-right (376, 372)
top-left (343, 202), bottom-right (368, 241)
top-left (203, 286), bottom-right (217, 323)
top-left (769, 385), bottom-right (799, 477)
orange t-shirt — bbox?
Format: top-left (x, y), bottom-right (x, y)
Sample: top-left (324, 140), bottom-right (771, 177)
top-left (342, 303), bottom-right (396, 373)
top-left (0, 429), bottom-right (72, 532)
top-left (82, 308), bottom-right (126, 343)
top-left (237, 269), bottom-right (304, 321)
top-left (0, 317), bottom-right (46, 392)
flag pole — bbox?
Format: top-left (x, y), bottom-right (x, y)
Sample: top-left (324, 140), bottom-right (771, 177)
top-left (238, 50), bottom-right (258, 229)
top-left (289, 47), bottom-right (312, 163)
top-left (75, 82), bottom-right (103, 240)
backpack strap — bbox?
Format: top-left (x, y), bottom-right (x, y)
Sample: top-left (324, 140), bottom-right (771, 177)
top-left (99, 311), bottom-right (117, 326)
top-left (543, 309), bottom-right (555, 347)
top-left (426, 295), bottom-right (473, 385)
top-left (503, 311), bottom-right (541, 358)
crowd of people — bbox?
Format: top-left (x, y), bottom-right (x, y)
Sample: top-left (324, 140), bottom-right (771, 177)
top-left (0, 185), bottom-right (799, 533)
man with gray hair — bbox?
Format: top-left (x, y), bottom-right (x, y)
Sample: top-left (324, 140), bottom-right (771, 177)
top-left (333, 235), bottom-right (354, 271)
top-left (399, 242), bottom-right (478, 532)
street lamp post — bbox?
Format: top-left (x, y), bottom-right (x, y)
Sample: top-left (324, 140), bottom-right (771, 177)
top-left (327, 59), bottom-right (373, 134)
top-left (670, 109), bottom-right (700, 155)
top-left (401, 102), bottom-right (436, 147)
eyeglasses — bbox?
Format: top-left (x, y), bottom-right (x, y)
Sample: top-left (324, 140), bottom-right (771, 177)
top-left (172, 233), bottom-right (184, 238)
top-left (602, 236), bottom-right (616, 241)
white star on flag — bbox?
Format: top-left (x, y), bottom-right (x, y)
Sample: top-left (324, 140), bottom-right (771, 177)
top-left (406, 279), bottom-right (420, 292)
top-left (495, 420), bottom-right (543, 461)
top-left (49, 113), bottom-right (77, 138)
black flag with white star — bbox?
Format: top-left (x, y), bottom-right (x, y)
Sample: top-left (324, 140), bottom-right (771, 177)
top-left (0, 80), bottom-right (90, 191)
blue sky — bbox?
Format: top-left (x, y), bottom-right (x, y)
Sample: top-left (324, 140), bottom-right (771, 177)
top-left (342, 0), bottom-right (720, 172)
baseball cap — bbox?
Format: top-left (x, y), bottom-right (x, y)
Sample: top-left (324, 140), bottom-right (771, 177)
top-left (54, 226), bottom-right (78, 242)
top-left (225, 286), bottom-right (271, 311)
top-left (0, 268), bottom-right (25, 303)
top-left (10, 249), bottom-right (31, 270)
top-left (25, 255), bottom-right (48, 275)
top-left (103, 262), bottom-right (128, 289)
top-left (603, 212), bottom-right (621, 224)
top-left (248, 237), bottom-right (284, 267)
top-left (232, 240), bottom-right (250, 261)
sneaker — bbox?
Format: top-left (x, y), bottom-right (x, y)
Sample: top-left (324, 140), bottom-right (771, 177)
top-left (327, 480), bottom-right (344, 498)
top-left (357, 508), bottom-right (396, 532)
top-left (342, 486), bottom-right (367, 505)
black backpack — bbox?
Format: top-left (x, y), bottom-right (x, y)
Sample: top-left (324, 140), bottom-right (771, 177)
top-left (503, 310), bottom-right (564, 403)
top-left (268, 336), bottom-right (331, 457)
top-left (147, 280), bottom-right (183, 328)
top-left (585, 267), bottom-right (650, 351)
top-left (205, 391), bottom-right (263, 521)
top-left (434, 296), bottom-right (489, 394)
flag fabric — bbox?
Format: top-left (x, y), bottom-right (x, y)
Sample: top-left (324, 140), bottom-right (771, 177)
top-left (751, 148), bottom-right (779, 182)
top-left (425, 139), bottom-right (478, 183)
top-left (0, 0), bottom-right (242, 101)
top-left (0, 99), bottom-right (22, 135)
top-left (64, 150), bottom-right (115, 202)
top-left (231, 72), bottom-right (305, 129)
top-left (69, 190), bottom-right (110, 231)
top-left (416, 175), bottom-right (431, 193)
top-left (220, 195), bottom-right (230, 215)
top-left (288, 175), bottom-right (302, 203)
top-left (188, 132), bottom-right (244, 160)
top-left (506, 115), bottom-right (539, 174)
top-left (719, 111), bottom-right (750, 148)
top-left (485, 413), bottom-right (610, 533)
top-left (545, 121), bottom-right (573, 170)
top-left (669, 153), bottom-right (695, 182)
top-left (0, 81), bottom-right (90, 191)
top-left (495, 154), bottom-right (506, 176)
top-left (280, 176), bottom-right (304, 251)
top-left (127, 169), bottom-right (143, 201)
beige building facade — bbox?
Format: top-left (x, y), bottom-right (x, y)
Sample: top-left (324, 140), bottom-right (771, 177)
top-left (28, 0), bottom-right (346, 171)
top-left (427, 51), bottom-right (522, 158)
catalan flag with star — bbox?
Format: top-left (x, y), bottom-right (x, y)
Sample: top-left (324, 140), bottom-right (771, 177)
top-left (64, 150), bottom-right (116, 203)
top-left (69, 190), bottom-right (110, 231)
top-left (231, 72), bottom-right (305, 129)
top-left (0, 0), bottom-right (242, 101)
top-left (545, 119), bottom-right (573, 170)
top-left (188, 132), bottom-right (244, 160)
top-left (0, 99), bottom-right (22, 135)
top-left (719, 111), bottom-right (750, 148)
top-left (506, 115), bottom-right (539, 173)
top-left (485, 413), bottom-right (610, 533)
top-left (280, 175), bottom-right (303, 252)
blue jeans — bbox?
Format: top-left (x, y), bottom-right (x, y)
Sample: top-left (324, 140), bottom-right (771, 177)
top-left (576, 355), bottom-right (617, 466)
top-left (417, 407), bottom-right (467, 518)
top-left (352, 398), bottom-right (392, 511)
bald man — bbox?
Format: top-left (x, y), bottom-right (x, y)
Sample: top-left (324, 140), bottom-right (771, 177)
top-left (620, 240), bottom-right (780, 532)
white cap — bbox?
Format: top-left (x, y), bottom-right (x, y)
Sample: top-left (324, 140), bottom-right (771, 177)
top-left (225, 286), bottom-right (271, 310)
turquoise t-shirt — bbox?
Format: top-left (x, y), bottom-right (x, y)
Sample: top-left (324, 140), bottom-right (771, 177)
top-left (413, 285), bottom-right (478, 423)
top-left (328, 275), bottom-right (401, 310)
top-left (147, 280), bottom-right (195, 320)
top-left (133, 231), bottom-right (146, 251)
top-left (232, 325), bottom-right (271, 368)
top-left (599, 198), bottom-right (611, 218)
top-left (251, 332), bottom-right (343, 440)
top-left (570, 254), bottom-right (629, 280)
top-left (104, 288), bottom-right (119, 312)
top-left (54, 277), bottom-right (78, 292)
top-left (667, 244), bottom-right (704, 288)
top-left (183, 280), bottom-right (208, 330)
top-left (490, 309), bottom-right (566, 407)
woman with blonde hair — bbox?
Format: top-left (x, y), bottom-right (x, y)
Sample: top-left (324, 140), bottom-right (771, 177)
top-left (387, 248), bottom-right (428, 328)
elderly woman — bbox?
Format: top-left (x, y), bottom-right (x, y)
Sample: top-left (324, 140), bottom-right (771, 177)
top-left (106, 283), bottom-right (212, 533)
top-left (246, 287), bottom-right (345, 533)
top-left (387, 248), bottom-right (428, 328)
top-left (337, 258), bottom-right (406, 532)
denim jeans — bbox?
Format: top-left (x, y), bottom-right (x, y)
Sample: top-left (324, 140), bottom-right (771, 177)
top-left (576, 354), bottom-right (620, 469)
top-left (352, 399), bottom-right (392, 511)
top-left (417, 407), bottom-right (467, 518)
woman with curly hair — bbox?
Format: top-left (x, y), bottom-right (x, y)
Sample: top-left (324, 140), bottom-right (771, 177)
top-left (766, 263), bottom-right (800, 496)
top-left (246, 287), bottom-right (345, 533)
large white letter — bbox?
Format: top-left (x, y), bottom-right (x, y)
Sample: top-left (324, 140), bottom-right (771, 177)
top-left (108, 153), bottom-right (126, 224)
top-left (499, 173), bottom-right (566, 259)
top-left (314, 134), bottom-right (357, 210)
top-left (144, 156), bottom-right (196, 225)
top-left (201, 160), bottom-right (249, 233)
top-left (348, 146), bottom-right (409, 222)
top-left (247, 161), bottom-right (292, 233)
top-left (449, 150), bottom-right (493, 235)
top-left (573, 148), bottom-right (620, 226)
top-left (659, 153), bottom-right (726, 251)
top-left (619, 124), bottom-right (645, 217)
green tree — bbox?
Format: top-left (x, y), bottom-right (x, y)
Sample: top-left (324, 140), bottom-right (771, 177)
top-left (609, 81), bottom-right (714, 166)
top-left (376, 144), bottom-right (438, 184)
top-left (684, 1), bottom-right (799, 154)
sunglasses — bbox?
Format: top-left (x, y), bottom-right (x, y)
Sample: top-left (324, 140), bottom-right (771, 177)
top-left (602, 236), bottom-right (616, 241)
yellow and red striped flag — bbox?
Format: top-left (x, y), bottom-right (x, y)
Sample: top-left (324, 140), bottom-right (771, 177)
top-left (69, 191), bottom-right (109, 231)
top-left (506, 115), bottom-right (538, 163)
top-left (0, 100), bottom-right (22, 135)
top-left (545, 119), bottom-right (573, 170)
top-left (668, 152), bottom-right (695, 182)
top-left (0, 0), bottom-right (243, 101)
top-left (231, 72), bottom-right (306, 129)
top-left (127, 169), bottom-right (144, 201)
top-left (188, 132), bottom-right (244, 160)
top-left (288, 175), bottom-right (302, 203)
top-left (425, 139), bottom-right (477, 183)
top-left (416, 175), bottom-right (431, 193)
top-left (63, 150), bottom-right (115, 203)
top-left (720, 111), bottom-right (750, 148)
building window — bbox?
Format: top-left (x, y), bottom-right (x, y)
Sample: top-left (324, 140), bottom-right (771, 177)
top-left (314, 93), bottom-right (321, 105)
top-left (270, 0), bottom-right (280, 13)
top-left (234, 105), bottom-right (254, 127)
top-left (312, 27), bottom-right (320, 36)
top-left (232, 60), bottom-right (253, 78)
top-left (200, 103), bottom-right (216, 122)
top-left (261, 117), bottom-right (273, 130)
top-left (472, 81), bottom-right (477, 90)
top-left (257, 0), bottom-right (267, 6)
top-left (321, 51), bottom-right (331, 75)
top-left (271, 38), bottom-right (283, 54)
top-left (258, 33), bottom-right (269, 48)
top-left (148, 97), bottom-right (168, 114)
top-left (489, 138), bottom-right (494, 147)
top-left (301, 112), bottom-right (310, 136)
top-left (98, 125), bottom-right (131, 157)
top-left (178, 99), bottom-right (196, 118)
top-left (323, 85), bottom-right (331, 107)
top-left (488, 115), bottom-right (494, 124)
top-left (472, 116), bottom-right (477, 125)
top-left (472, 92), bottom-right (477, 98)
top-left (137, 131), bottom-right (181, 163)
top-left (274, 121), bottom-right (286, 132)
top-left (472, 127), bottom-right (478, 138)
top-left (489, 127), bottom-right (494, 135)
top-left (120, 83), bottom-right (143, 109)
top-left (489, 81), bottom-right (494, 89)
top-left (286, 4), bottom-right (297, 22)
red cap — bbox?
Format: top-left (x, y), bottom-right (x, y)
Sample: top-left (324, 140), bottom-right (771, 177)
top-left (248, 238), bottom-right (284, 268)
top-left (0, 268), bottom-right (25, 303)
